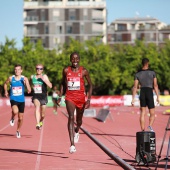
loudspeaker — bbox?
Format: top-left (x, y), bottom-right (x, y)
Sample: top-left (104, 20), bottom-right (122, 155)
top-left (136, 131), bottom-right (156, 165)
top-left (96, 109), bottom-right (110, 122)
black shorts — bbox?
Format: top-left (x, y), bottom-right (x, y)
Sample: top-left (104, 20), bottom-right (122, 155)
top-left (52, 97), bottom-right (58, 101)
top-left (139, 87), bottom-right (155, 109)
top-left (10, 100), bottom-right (25, 113)
top-left (32, 95), bottom-right (48, 105)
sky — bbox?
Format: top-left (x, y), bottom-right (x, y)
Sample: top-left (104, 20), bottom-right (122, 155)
top-left (0, 0), bottom-right (170, 48)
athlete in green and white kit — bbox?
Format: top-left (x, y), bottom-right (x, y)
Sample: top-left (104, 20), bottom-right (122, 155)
top-left (30, 64), bottom-right (52, 130)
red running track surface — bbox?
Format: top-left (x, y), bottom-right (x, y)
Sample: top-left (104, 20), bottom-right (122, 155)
top-left (0, 105), bottom-right (169, 170)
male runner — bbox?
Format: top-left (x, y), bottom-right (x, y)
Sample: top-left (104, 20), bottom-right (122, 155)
top-left (58, 52), bottom-right (93, 153)
top-left (131, 58), bottom-right (159, 132)
top-left (30, 64), bottom-right (52, 130)
top-left (4, 64), bottom-right (31, 138)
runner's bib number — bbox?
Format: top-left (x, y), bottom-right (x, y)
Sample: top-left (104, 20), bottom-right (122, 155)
top-left (67, 77), bottom-right (80, 90)
top-left (12, 86), bottom-right (22, 96)
top-left (34, 84), bottom-right (42, 93)
top-left (52, 92), bottom-right (58, 98)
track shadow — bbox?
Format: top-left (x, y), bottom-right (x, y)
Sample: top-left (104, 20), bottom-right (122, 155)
top-left (0, 133), bottom-right (14, 137)
top-left (73, 158), bottom-right (117, 166)
top-left (0, 148), bottom-right (68, 158)
top-left (0, 133), bottom-right (32, 138)
top-left (90, 133), bottom-right (135, 138)
top-left (123, 159), bottom-right (136, 163)
top-left (132, 161), bottom-right (170, 170)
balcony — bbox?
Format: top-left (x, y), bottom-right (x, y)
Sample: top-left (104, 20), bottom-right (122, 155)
top-left (24, 1), bottom-right (105, 8)
top-left (66, 1), bottom-right (106, 7)
top-left (24, 1), bottom-right (62, 8)
top-left (24, 16), bottom-right (39, 21)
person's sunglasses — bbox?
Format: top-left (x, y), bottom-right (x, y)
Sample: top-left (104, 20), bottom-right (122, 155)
top-left (36, 68), bottom-right (43, 70)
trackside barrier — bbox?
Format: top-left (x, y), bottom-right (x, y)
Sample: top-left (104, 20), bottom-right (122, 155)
top-left (0, 95), bottom-right (170, 107)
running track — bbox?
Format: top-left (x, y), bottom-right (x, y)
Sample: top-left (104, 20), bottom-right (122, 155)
top-left (0, 105), bottom-right (169, 170)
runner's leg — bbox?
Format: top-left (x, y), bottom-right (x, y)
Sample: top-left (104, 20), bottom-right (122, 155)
top-left (17, 113), bottom-right (23, 132)
top-left (140, 107), bottom-right (146, 131)
top-left (33, 99), bottom-right (41, 124)
top-left (149, 108), bottom-right (155, 127)
top-left (75, 106), bottom-right (85, 133)
top-left (65, 100), bottom-right (76, 146)
top-left (40, 105), bottom-right (46, 122)
top-left (11, 105), bottom-right (18, 118)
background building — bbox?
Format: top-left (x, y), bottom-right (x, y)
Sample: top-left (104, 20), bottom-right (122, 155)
top-left (23, 0), bottom-right (107, 49)
top-left (107, 17), bottom-right (170, 46)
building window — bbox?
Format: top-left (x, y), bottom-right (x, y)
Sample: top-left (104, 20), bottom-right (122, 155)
top-left (131, 24), bottom-right (135, 30)
top-left (67, 26), bottom-right (72, 34)
top-left (53, 10), bottom-right (60, 21)
top-left (138, 24), bottom-right (145, 30)
top-left (70, 16), bottom-right (76, 20)
top-left (56, 25), bottom-right (62, 34)
top-left (27, 26), bottom-right (38, 35)
top-left (117, 24), bottom-right (126, 31)
top-left (45, 25), bottom-right (49, 34)
top-left (41, 9), bottom-right (45, 21)
top-left (42, 37), bottom-right (46, 47)
top-left (83, 9), bottom-right (88, 20)
top-left (80, 24), bottom-right (84, 34)
top-left (30, 38), bottom-right (37, 45)
top-left (59, 26), bottom-right (62, 34)
top-left (69, 9), bottom-right (76, 20)
top-left (92, 9), bottom-right (103, 20)
top-left (116, 34), bottom-right (122, 41)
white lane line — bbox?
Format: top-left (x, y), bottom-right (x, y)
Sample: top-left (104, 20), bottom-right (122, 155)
top-left (0, 124), bottom-right (10, 132)
top-left (35, 121), bottom-right (45, 170)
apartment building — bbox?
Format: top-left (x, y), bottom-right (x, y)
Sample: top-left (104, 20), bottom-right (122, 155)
top-left (23, 0), bottom-right (107, 49)
top-left (107, 17), bottom-right (170, 46)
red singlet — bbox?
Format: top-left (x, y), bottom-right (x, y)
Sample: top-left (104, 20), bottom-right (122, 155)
top-left (65, 66), bottom-right (86, 108)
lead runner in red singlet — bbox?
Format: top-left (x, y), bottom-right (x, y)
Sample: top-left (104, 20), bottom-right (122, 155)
top-left (58, 52), bottom-right (92, 153)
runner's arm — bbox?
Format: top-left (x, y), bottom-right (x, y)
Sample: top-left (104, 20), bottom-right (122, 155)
top-left (4, 77), bottom-right (11, 97)
top-left (84, 68), bottom-right (93, 109)
top-left (42, 75), bottom-right (52, 88)
top-left (131, 79), bottom-right (139, 106)
top-left (153, 77), bottom-right (159, 104)
top-left (59, 68), bottom-right (67, 98)
top-left (24, 77), bottom-right (31, 94)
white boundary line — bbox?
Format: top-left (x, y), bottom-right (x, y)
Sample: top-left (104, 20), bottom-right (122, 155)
top-left (0, 124), bottom-right (10, 132)
top-left (35, 121), bottom-right (45, 170)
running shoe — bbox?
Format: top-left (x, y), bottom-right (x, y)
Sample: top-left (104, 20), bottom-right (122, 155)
top-left (16, 131), bottom-right (21, 138)
top-left (36, 123), bottom-right (41, 130)
top-left (39, 121), bottom-right (43, 127)
top-left (53, 110), bottom-right (57, 115)
top-left (148, 126), bottom-right (154, 132)
top-left (10, 119), bottom-right (14, 126)
top-left (74, 132), bottom-right (80, 143)
top-left (69, 145), bottom-right (76, 154)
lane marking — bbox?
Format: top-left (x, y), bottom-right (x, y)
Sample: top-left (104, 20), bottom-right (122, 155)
top-left (35, 121), bottom-right (45, 170)
top-left (0, 124), bottom-right (10, 132)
